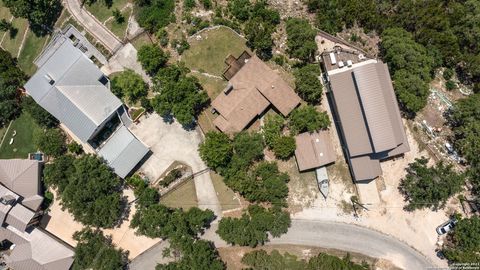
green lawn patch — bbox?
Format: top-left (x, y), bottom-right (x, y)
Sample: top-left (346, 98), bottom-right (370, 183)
top-left (18, 30), bottom-right (48, 75)
top-left (85, 0), bottom-right (130, 23)
top-left (183, 26), bottom-right (249, 76)
top-left (1, 16), bottom-right (28, 56)
top-left (0, 113), bottom-right (41, 159)
top-left (210, 172), bottom-right (240, 211)
top-left (160, 179), bottom-right (198, 210)
top-left (105, 7), bottom-right (130, 39)
top-left (191, 72), bottom-right (227, 99)
top-left (131, 33), bottom-right (153, 50)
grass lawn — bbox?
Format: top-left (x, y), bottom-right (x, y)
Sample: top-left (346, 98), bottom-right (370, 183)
top-left (191, 72), bottom-right (227, 99)
top-left (160, 179), bottom-right (198, 210)
top-left (0, 113), bottom-right (41, 159)
top-left (1, 16), bottom-right (29, 56)
top-left (105, 7), bottom-right (130, 39)
top-left (210, 172), bottom-right (240, 211)
top-left (18, 31), bottom-right (48, 75)
top-left (85, 0), bottom-right (130, 23)
top-left (183, 26), bottom-right (249, 76)
top-left (131, 32), bottom-right (153, 50)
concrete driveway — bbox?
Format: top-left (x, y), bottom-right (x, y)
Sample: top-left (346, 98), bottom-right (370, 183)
top-left (130, 113), bottom-right (221, 216)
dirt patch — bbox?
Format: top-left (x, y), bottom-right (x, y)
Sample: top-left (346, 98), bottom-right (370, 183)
top-left (218, 244), bottom-right (401, 270)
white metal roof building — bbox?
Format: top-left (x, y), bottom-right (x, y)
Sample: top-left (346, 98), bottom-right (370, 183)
top-left (24, 29), bottom-right (149, 178)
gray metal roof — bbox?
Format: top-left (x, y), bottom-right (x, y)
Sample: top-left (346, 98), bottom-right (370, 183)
top-left (24, 36), bottom-right (122, 142)
top-left (98, 126), bottom-right (149, 178)
top-left (3, 226), bottom-right (74, 270)
top-left (353, 64), bottom-right (398, 153)
top-left (6, 204), bottom-right (35, 232)
top-left (328, 61), bottom-right (409, 182)
top-left (0, 159), bottom-right (43, 211)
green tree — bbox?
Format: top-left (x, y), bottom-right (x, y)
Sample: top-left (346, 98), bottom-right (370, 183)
top-left (242, 249), bottom-right (369, 270)
top-left (262, 114), bottom-right (284, 149)
top-left (0, 49), bottom-right (25, 127)
top-left (217, 205), bottom-right (290, 247)
top-left (273, 136), bottom-right (296, 160)
top-left (111, 70), bottom-right (148, 102)
top-left (225, 161), bottom-right (289, 204)
top-left (288, 105), bottom-right (330, 134)
top-left (448, 93), bottom-right (480, 168)
top-left (33, 128), bottom-right (66, 157)
top-left (199, 132), bottom-right (233, 171)
top-left (131, 204), bottom-right (214, 239)
top-left (136, 0), bottom-right (175, 33)
top-left (399, 157), bottom-right (465, 211)
top-left (73, 228), bottom-right (128, 270)
top-left (22, 96), bottom-right (59, 128)
top-left (294, 64), bottom-right (323, 104)
top-left (392, 70), bottom-right (429, 115)
top-left (443, 216), bottom-right (480, 263)
top-left (138, 45), bottom-right (169, 75)
top-left (67, 141), bottom-right (83, 155)
top-left (44, 155), bottom-right (123, 228)
top-left (231, 131), bottom-right (264, 168)
top-left (156, 238), bottom-right (225, 270)
top-left (381, 28), bottom-right (434, 82)
top-left (3, 0), bottom-right (62, 36)
top-left (112, 8), bottom-right (125, 24)
top-left (285, 18), bottom-right (317, 62)
top-left (151, 65), bottom-right (209, 126)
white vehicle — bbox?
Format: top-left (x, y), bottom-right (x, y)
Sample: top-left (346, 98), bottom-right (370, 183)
top-left (436, 219), bottom-right (457, 235)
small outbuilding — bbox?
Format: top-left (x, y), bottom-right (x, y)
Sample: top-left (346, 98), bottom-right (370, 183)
top-left (294, 131), bottom-right (336, 172)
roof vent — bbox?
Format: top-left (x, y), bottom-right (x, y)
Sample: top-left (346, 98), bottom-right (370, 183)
top-left (44, 74), bottom-right (55, 85)
top-left (224, 83), bottom-right (233, 94)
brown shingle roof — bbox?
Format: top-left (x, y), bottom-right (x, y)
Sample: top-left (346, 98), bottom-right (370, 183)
top-left (295, 131), bottom-right (336, 171)
top-left (213, 53), bottom-right (301, 134)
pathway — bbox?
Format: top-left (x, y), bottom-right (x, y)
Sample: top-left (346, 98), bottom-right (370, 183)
top-left (63, 0), bottom-right (123, 52)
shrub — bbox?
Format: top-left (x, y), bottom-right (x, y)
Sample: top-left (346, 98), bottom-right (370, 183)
top-left (273, 136), bottom-right (296, 160)
top-left (159, 168), bottom-right (183, 187)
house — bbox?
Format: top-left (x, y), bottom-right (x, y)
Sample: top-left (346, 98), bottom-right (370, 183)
top-left (322, 50), bottom-right (409, 183)
top-left (212, 51), bottom-right (301, 134)
top-left (24, 26), bottom-right (149, 178)
top-left (0, 159), bottom-right (74, 270)
top-left (294, 131), bottom-right (335, 172)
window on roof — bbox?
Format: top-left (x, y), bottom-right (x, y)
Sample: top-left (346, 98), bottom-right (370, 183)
top-left (98, 75), bottom-right (109, 86)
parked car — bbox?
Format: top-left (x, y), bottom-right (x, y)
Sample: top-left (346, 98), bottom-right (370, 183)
top-left (436, 219), bottom-right (458, 235)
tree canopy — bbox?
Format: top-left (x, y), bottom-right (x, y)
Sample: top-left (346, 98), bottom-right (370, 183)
top-left (111, 70), bottom-right (148, 102)
top-left (73, 228), bottom-right (128, 270)
top-left (217, 205), bottom-right (291, 247)
top-left (33, 128), bottom-right (66, 157)
top-left (135, 0), bottom-right (175, 33)
top-left (22, 96), bottom-right (59, 128)
top-left (272, 135), bottom-right (296, 160)
top-left (285, 18), bottom-right (317, 63)
top-left (399, 157), bottom-right (464, 211)
top-left (228, 0), bottom-right (279, 60)
top-left (443, 216), bottom-right (480, 263)
top-left (137, 45), bottom-right (169, 75)
top-left (43, 155), bottom-right (123, 228)
top-left (0, 49), bottom-right (25, 127)
top-left (288, 105), bottom-right (330, 134)
top-left (294, 64), bottom-right (323, 104)
top-left (199, 132), bottom-right (233, 171)
top-left (3, 0), bottom-right (62, 36)
top-left (151, 65), bottom-right (209, 127)
top-left (242, 249), bottom-right (369, 270)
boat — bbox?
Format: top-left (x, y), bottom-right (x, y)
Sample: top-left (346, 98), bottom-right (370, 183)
top-left (315, 167), bottom-right (329, 199)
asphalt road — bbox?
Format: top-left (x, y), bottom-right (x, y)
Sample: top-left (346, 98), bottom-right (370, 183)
top-left (131, 220), bottom-right (435, 270)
